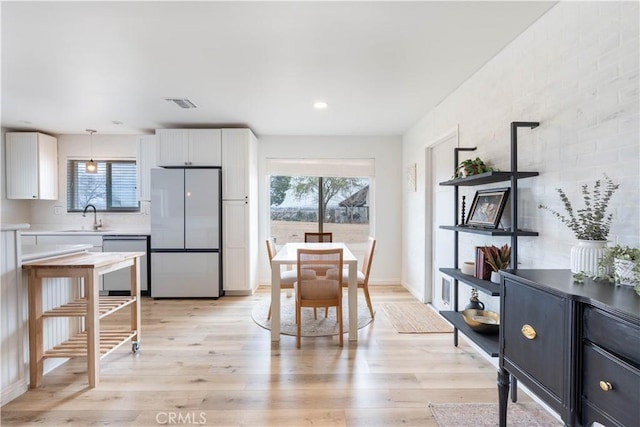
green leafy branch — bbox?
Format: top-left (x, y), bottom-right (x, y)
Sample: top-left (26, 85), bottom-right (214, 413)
top-left (538, 175), bottom-right (619, 240)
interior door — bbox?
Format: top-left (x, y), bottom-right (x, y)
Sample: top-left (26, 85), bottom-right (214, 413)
top-left (185, 168), bottom-right (220, 249)
top-left (430, 135), bottom-right (456, 311)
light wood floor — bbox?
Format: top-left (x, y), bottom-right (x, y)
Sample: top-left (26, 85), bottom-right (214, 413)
top-left (1, 285), bottom-right (533, 426)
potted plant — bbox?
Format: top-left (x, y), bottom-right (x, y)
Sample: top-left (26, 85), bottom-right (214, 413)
top-left (455, 157), bottom-right (493, 178)
top-left (481, 244), bottom-right (511, 283)
top-left (596, 245), bottom-right (640, 296)
top-left (538, 175), bottom-right (619, 275)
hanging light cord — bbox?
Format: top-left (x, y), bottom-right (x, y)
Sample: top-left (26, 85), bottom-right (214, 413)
top-left (85, 129), bottom-right (97, 173)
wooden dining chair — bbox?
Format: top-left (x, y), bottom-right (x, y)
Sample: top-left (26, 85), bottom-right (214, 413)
top-left (304, 232), bottom-right (333, 243)
top-left (303, 232), bottom-right (334, 276)
top-left (295, 248), bottom-right (344, 348)
top-left (327, 236), bottom-right (376, 318)
top-left (266, 238), bottom-right (315, 320)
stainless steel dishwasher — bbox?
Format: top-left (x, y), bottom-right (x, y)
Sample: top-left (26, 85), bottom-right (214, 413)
top-left (102, 235), bottom-right (149, 295)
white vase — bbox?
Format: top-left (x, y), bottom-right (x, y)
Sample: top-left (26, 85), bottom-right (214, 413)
top-left (490, 271), bottom-right (501, 284)
top-left (614, 258), bottom-right (635, 286)
top-left (570, 240), bottom-right (607, 275)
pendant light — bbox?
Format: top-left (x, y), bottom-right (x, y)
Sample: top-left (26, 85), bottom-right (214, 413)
top-left (85, 129), bottom-right (97, 174)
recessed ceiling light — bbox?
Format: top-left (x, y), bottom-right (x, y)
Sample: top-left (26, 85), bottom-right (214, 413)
top-left (112, 120), bottom-right (123, 125)
top-left (313, 101), bottom-right (328, 110)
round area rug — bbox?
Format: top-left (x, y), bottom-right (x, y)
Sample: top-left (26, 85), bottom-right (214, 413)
top-left (252, 294), bottom-right (374, 337)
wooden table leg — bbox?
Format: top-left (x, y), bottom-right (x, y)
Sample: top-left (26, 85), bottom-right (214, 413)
top-left (271, 266), bottom-right (281, 341)
top-left (27, 271), bottom-right (43, 389)
top-left (85, 269), bottom-right (100, 388)
top-left (348, 262), bottom-right (357, 342)
top-left (131, 258), bottom-right (141, 347)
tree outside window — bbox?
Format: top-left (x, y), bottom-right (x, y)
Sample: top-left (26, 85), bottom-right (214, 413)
top-left (270, 175), bottom-right (370, 243)
top-left (67, 160), bottom-right (139, 212)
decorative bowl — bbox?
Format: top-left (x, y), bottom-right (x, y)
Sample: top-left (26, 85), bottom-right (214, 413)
top-left (461, 261), bottom-right (475, 275)
top-left (461, 309), bottom-right (500, 334)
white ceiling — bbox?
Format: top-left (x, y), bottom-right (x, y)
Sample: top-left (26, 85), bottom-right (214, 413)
top-left (1, 1), bottom-right (556, 137)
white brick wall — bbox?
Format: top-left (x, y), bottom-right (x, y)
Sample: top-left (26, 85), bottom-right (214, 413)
top-left (402, 1), bottom-right (639, 300)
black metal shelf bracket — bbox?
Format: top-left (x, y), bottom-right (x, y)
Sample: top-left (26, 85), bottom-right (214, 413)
top-left (452, 147), bottom-right (477, 348)
top-left (509, 121), bottom-right (539, 268)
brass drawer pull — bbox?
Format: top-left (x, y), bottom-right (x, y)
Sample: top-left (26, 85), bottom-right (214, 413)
top-left (521, 324), bottom-right (537, 340)
top-left (599, 381), bottom-right (613, 391)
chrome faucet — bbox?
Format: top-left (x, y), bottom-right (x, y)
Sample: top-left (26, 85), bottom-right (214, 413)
top-left (82, 204), bottom-right (102, 230)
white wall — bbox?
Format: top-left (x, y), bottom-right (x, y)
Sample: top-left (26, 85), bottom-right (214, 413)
top-left (257, 135), bottom-right (402, 286)
top-left (402, 1), bottom-right (640, 301)
top-left (23, 133), bottom-right (152, 230)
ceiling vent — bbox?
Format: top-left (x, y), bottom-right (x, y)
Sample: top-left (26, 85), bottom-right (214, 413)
top-left (165, 98), bottom-right (197, 109)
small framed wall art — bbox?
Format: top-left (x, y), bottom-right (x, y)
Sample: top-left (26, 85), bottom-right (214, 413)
top-left (406, 163), bottom-right (417, 192)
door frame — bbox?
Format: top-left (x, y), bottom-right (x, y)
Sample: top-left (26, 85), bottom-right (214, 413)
top-left (424, 126), bottom-right (459, 304)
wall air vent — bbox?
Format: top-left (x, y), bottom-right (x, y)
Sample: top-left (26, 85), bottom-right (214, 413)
top-left (165, 98), bottom-right (197, 109)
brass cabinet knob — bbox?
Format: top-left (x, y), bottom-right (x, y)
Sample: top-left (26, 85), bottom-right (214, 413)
top-left (521, 324), bottom-right (537, 340)
top-left (599, 381), bottom-right (613, 391)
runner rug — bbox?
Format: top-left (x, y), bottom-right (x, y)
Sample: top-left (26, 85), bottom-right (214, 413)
top-left (381, 302), bottom-right (453, 333)
top-left (429, 402), bottom-right (562, 427)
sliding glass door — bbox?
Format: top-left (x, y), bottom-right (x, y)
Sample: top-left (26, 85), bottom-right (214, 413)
top-left (270, 175), bottom-right (370, 244)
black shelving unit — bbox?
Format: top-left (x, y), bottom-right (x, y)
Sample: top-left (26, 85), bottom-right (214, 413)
top-left (439, 171), bottom-right (538, 186)
top-left (439, 268), bottom-right (500, 296)
top-left (438, 121), bottom-right (539, 357)
top-left (440, 311), bottom-right (499, 356)
top-left (439, 226), bottom-right (538, 237)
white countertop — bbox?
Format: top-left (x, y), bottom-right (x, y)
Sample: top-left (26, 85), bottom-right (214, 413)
top-left (1, 223), bottom-right (30, 231)
top-left (21, 244), bottom-right (92, 262)
top-left (22, 227), bottom-right (150, 236)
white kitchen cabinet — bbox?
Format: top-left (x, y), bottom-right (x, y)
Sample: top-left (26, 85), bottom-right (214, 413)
top-left (221, 128), bottom-right (258, 295)
top-left (136, 135), bottom-right (157, 201)
top-left (103, 236), bottom-right (149, 293)
top-left (35, 235), bottom-right (103, 248)
top-left (222, 128), bottom-right (257, 200)
top-left (155, 129), bottom-right (221, 166)
top-left (5, 132), bottom-right (58, 200)
top-left (223, 200), bottom-right (257, 294)
top-left (188, 129), bottom-right (222, 166)
top-left (21, 235), bottom-right (36, 245)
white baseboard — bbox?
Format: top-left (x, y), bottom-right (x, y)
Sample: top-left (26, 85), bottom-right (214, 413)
top-left (1, 378), bottom-right (28, 406)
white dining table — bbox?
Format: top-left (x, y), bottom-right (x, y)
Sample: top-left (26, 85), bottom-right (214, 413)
top-left (270, 242), bottom-right (358, 342)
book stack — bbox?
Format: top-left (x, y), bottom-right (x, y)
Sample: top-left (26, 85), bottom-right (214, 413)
top-left (475, 246), bottom-right (492, 280)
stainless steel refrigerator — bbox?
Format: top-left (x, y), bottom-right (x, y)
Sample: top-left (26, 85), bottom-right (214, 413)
top-left (150, 168), bottom-right (222, 298)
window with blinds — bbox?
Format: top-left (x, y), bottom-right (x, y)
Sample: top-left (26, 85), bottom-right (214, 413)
top-left (67, 160), bottom-right (139, 212)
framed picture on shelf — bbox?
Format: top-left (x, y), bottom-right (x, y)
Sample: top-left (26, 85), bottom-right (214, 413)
top-left (466, 187), bottom-right (510, 229)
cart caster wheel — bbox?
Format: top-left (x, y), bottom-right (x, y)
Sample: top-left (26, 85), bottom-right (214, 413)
top-left (132, 342), bottom-right (140, 353)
